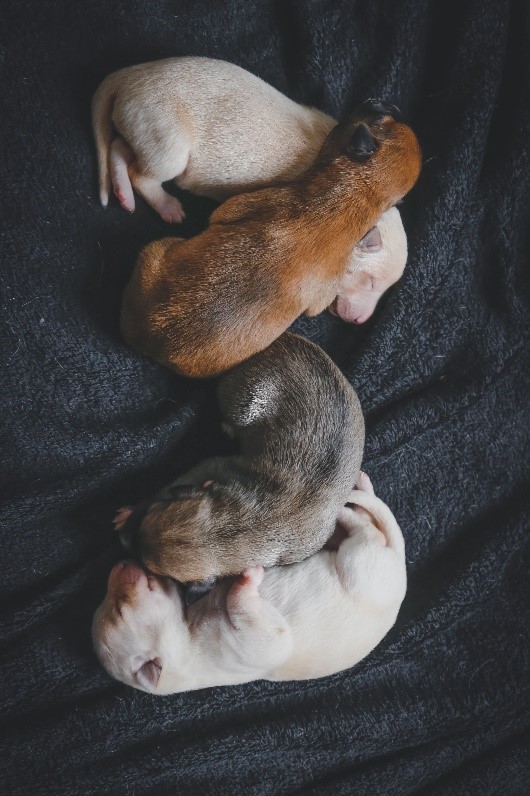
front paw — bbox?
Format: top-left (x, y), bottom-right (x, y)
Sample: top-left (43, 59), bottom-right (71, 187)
top-left (159, 197), bottom-right (186, 224)
top-left (238, 565), bottom-right (265, 591)
top-left (354, 471), bottom-right (374, 495)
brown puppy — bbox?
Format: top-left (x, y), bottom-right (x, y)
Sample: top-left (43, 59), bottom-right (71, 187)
top-left (121, 101), bottom-right (421, 378)
top-left (115, 332), bottom-right (365, 584)
top-left (93, 57), bottom-right (410, 324)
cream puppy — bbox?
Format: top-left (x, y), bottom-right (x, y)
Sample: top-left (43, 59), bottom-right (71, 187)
top-left (92, 474), bottom-right (407, 693)
top-left (92, 56), bottom-right (409, 324)
top-left (329, 206), bottom-right (407, 323)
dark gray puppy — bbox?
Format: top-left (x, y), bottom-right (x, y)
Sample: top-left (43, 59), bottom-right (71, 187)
top-left (115, 332), bottom-right (365, 585)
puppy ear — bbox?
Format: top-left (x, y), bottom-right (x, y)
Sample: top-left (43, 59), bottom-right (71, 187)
top-left (113, 506), bottom-right (133, 531)
top-left (361, 99), bottom-right (402, 121)
top-left (136, 657), bottom-right (162, 691)
top-left (345, 123), bottom-right (379, 161)
top-left (356, 226), bottom-right (382, 252)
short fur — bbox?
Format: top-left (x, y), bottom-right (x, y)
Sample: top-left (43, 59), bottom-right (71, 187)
top-left (329, 206), bottom-right (407, 323)
top-left (92, 56), bottom-right (334, 210)
top-left (93, 474), bottom-right (407, 693)
top-left (93, 56), bottom-right (410, 325)
top-left (120, 103), bottom-right (421, 377)
top-left (116, 332), bottom-right (365, 582)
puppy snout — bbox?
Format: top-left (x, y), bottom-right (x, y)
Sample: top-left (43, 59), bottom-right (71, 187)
top-left (360, 99), bottom-right (402, 121)
top-left (352, 310), bottom-right (373, 324)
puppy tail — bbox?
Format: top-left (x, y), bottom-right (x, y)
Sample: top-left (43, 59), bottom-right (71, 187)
top-left (92, 75), bottom-right (118, 206)
top-left (346, 490), bottom-right (405, 560)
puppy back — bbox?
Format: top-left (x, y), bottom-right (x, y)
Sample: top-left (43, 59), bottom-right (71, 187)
top-left (219, 332), bottom-right (365, 496)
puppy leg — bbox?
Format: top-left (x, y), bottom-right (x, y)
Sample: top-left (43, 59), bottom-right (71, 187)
top-left (225, 567), bottom-right (292, 672)
top-left (354, 471), bottom-right (375, 495)
top-left (226, 565), bottom-right (265, 619)
top-left (110, 137), bottom-right (135, 212)
top-left (128, 163), bottom-right (186, 224)
top-left (333, 505), bottom-right (406, 605)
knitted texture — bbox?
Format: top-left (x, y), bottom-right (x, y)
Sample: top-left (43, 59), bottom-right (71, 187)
top-left (1, 0), bottom-right (529, 793)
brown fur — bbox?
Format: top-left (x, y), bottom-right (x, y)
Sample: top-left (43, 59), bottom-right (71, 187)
top-left (121, 105), bottom-right (421, 378)
top-left (117, 333), bottom-right (365, 583)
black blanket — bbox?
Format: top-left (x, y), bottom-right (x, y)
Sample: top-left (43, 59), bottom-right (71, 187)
top-left (1, 1), bottom-right (529, 793)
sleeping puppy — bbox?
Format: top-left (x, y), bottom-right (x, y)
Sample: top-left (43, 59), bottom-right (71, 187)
top-left (329, 206), bottom-right (407, 323)
top-left (93, 56), bottom-right (412, 326)
top-left (120, 101), bottom-right (421, 377)
top-left (92, 56), bottom-right (336, 216)
top-left (92, 473), bottom-right (407, 693)
top-left (115, 332), bottom-right (365, 584)
top-left (93, 57), bottom-right (411, 325)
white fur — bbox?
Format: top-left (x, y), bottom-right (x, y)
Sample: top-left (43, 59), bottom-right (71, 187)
top-left (92, 476), bottom-right (407, 693)
top-left (92, 56), bottom-right (408, 323)
top-left (330, 206), bottom-right (408, 324)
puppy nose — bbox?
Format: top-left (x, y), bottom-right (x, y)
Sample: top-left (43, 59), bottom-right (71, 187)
top-left (108, 560), bottom-right (147, 591)
top-left (352, 312), bottom-right (372, 324)
top-left (360, 99), bottom-right (402, 122)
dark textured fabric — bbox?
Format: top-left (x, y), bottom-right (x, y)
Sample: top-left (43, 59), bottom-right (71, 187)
top-left (1, 0), bottom-right (529, 793)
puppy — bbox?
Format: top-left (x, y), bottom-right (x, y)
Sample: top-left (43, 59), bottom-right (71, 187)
top-left (329, 206), bottom-right (407, 323)
top-left (92, 56), bottom-right (411, 325)
top-left (115, 332), bottom-right (365, 584)
top-left (120, 101), bottom-right (421, 377)
top-left (92, 474), bottom-right (407, 693)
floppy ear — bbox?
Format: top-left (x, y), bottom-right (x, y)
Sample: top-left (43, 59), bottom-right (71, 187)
top-left (356, 226), bottom-right (382, 252)
top-left (136, 657), bottom-right (162, 691)
top-left (345, 123), bottom-right (379, 161)
top-left (361, 99), bottom-right (402, 121)
top-left (113, 506), bottom-right (133, 531)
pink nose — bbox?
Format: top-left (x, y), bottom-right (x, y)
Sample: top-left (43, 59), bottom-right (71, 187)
top-left (352, 307), bottom-right (376, 324)
top-left (108, 560), bottom-right (147, 591)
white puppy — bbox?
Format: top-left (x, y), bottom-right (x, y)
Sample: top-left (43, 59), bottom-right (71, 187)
top-left (92, 57), bottom-right (408, 324)
top-left (92, 474), bottom-right (407, 694)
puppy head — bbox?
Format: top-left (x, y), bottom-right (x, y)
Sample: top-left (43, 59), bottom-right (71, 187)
top-left (329, 206), bottom-right (407, 323)
top-left (115, 484), bottom-right (214, 581)
top-left (115, 482), bottom-right (237, 583)
top-left (92, 560), bottom-right (186, 694)
top-left (318, 99), bottom-right (421, 207)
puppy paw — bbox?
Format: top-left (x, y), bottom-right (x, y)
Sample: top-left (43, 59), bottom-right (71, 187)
top-left (159, 197), bottom-right (186, 224)
top-left (113, 185), bottom-right (135, 213)
top-left (354, 471), bottom-right (375, 495)
top-left (113, 506), bottom-right (133, 530)
top-left (239, 565), bottom-right (265, 591)
top-left (226, 565), bottom-right (265, 617)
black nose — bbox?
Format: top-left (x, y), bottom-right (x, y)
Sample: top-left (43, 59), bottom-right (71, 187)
top-left (360, 99), bottom-right (402, 121)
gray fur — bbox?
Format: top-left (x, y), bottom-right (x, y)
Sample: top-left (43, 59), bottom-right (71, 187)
top-left (123, 332), bottom-right (364, 581)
